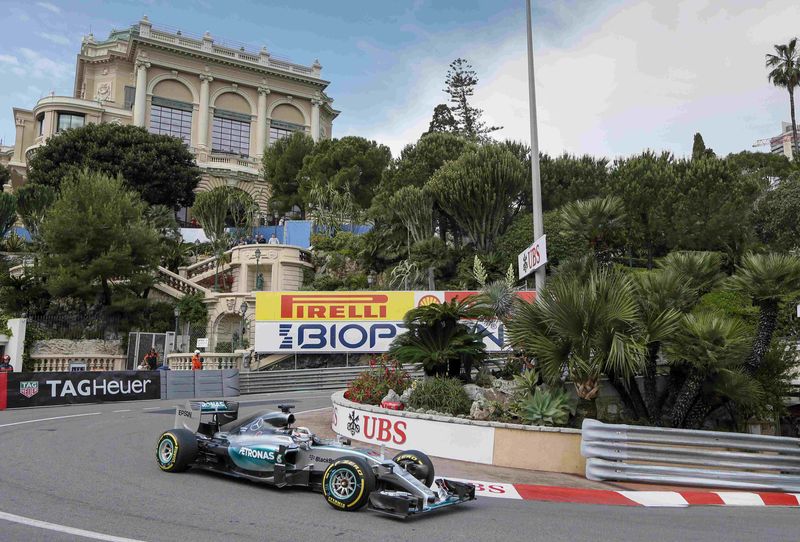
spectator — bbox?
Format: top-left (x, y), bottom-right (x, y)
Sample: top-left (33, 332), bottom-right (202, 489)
top-left (268, 233), bottom-right (280, 245)
top-left (256, 234), bottom-right (266, 244)
top-left (143, 348), bottom-right (158, 370)
top-left (0, 355), bottom-right (12, 371)
top-left (136, 359), bottom-right (149, 370)
top-left (156, 361), bottom-right (171, 371)
top-left (191, 349), bottom-right (204, 371)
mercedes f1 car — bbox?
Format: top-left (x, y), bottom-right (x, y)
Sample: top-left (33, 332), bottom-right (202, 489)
top-left (155, 401), bottom-right (475, 518)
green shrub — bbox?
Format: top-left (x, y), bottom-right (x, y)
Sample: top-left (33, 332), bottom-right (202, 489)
top-left (513, 387), bottom-right (575, 427)
top-left (407, 377), bottom-right (471, 416)
top-left (512, 369), bottom-right (539, 396)
top-left (344, 356), bottom-right (411, 405)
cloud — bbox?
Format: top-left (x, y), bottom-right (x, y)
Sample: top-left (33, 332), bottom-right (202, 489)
top-left (12, 48), bottom-right (71, 80)
top-left (37, 32), bottom-right (72, 46)
top-left (350, 0), bottom-right (800, 159)
top-left (35, 2), bottom-right (61, 14)
top-left (0, 55), bottom-right (19, 65)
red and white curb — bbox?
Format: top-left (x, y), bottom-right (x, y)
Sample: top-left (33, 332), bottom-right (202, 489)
top-left (438, 478), bottom-right (800, 508)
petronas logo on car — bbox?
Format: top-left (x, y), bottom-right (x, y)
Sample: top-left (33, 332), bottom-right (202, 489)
top-left (239, 447), bottom-right (279, 462)
top-left (20, 381), bottom-right (38, 398)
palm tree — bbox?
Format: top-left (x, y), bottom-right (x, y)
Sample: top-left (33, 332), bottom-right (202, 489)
top-left (631, 269), bottom-right (690, 422)
top-left (727, 252), bottom-right (800, 374)
top-left (193, 188), bottom-right (232, 291)
top-left (508, 269), bottom-right (646, 420)
top-left (561, 196), bottom-right (626, 265)
top-left (658, 251), bottom-right (724, 295)
top-left (389, 298), bottom-right (490, 377)
top-left (665, 312), bottom-right (752, 428)
top-left (766, 38), bottom-right (800, 159)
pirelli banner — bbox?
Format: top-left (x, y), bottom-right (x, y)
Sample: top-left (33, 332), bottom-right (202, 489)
top-left (254, 291), bottom-right (535, 354)
top-left (2, 371), bottom-right (161, 408)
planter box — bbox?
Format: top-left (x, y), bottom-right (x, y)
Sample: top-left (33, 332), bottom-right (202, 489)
top-left (331, 391), bottom-right (584, 475)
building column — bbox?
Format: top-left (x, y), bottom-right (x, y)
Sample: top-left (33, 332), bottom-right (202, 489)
top-left (12, 117), bottom-right (25, 163)
top-left (239, 262), bottom-right (249, 293)
top-left (133, 59), bottom-right (150, 127)
top-left (310, 97), bottom-right (322, 142)
top-left (198, 72), bottom-right (213, 150)
top-left (256, 86), bottom-right (270, 156)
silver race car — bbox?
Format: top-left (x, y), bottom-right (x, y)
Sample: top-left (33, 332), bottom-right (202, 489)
top-left (155, 401), bottom-right (475, 518)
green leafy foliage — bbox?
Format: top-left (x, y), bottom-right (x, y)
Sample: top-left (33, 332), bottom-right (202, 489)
top-left (754, 174), bottom-right (800, 252)
top-left (512, 369), bottom-right (539, 396)
top-left (428, 144), bottom-right (526, 252)
top-left (440, 58), bottom-right (501, 140)
top-left (344, 356), bottom-right (412, 405)
top-left (538, 153), bottom-right (609, 212)
top-left (407, 376), bottom-right (472, 416)
top-left (39, 169), bottom-right (160, 307)
top-left (561, 195), bottom-right (626, 264)
top-left (513, 387), bottom-right (575, 427)
top-left (177, 293), bottom-right (209, 327)
top-left (26, 123), bottom-right (200, 209)
top-left (262, 131), bottom-right (315, 217)
top-left (0, 192), bottom-right (16, 240)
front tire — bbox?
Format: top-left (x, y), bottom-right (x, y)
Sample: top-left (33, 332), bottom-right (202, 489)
top-left (322, 456), bottom-right (375, 511)
top-left (393, 450), bottom-right (435, 487)
top-left (156, 429), bottom-right (198, 472)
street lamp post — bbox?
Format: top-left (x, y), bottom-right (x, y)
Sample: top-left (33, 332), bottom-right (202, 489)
top-left (254, 248), bottom-right (262, 291)
top-left (173, 307), bottom-right (180, 352)
top-left (239, 300), bottom-right (249, 350)
top-left (526, 0), bottom-right (546, 290)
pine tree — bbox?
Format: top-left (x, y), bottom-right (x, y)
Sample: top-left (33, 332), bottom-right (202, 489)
top-left (442, 58), bottom-right (501, 141)
top-left (427, 104), bottom-right (458, 134)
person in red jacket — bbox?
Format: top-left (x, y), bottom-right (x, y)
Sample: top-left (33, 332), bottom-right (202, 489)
top-left (191, 350), bottom-right (203, 371)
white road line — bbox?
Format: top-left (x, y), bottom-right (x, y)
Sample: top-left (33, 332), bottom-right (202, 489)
top-left (112, 409), bottom-right (131, 413)
top-left (0, 510), bottom-right (147, 542)
top-left (142, 407), bottom-right (161, 411)
top-left (0, 412), bottom-right (101, 428)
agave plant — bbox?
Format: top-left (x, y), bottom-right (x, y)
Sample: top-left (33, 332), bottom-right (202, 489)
top-left (727, 253), bottom-right (800, 374)
top-left (514, 387), bottom-right (575, 427)
top-left (512, 369), bottom-right (539, 396)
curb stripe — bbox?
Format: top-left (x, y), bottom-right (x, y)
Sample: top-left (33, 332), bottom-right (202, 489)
top-left (513, 484), bottom-right (638, 506)
top-left (757, 493), bottom-right (799, 506)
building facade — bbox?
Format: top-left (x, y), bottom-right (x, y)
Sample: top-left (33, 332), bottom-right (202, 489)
top-left (5, 17), bottom-right (338, 358)
top-left (768, 122), bottom-right (796, 160)
top-left (6, 16), bottom-right (339, 213)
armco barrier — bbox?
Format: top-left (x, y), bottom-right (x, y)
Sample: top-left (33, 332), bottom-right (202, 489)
top-left (581, 418), bottom-right (800, 492)
top-left (239, 366), bottom-right (424, 394)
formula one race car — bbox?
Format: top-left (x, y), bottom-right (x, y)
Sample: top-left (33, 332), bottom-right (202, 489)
top-left (155, 401), bottom-right (475, 518)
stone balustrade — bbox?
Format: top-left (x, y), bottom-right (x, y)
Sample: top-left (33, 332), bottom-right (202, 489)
top-left (167, 352), bottom-right (242, 370)
top-left (156, 266), bottom-right (210, 296)
top-left (30, 355), bottom-right (127, 372)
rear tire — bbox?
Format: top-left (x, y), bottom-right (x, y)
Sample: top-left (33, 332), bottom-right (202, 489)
top-left (393, 450), bottom-right (435, 487)
top-left (156, 429), bottom-right (198, 472)
top-left (322, 456), bottom-right (375, 511)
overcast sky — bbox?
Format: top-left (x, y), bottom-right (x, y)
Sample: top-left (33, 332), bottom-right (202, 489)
top-left (0, 0), bottom-right (798, 159)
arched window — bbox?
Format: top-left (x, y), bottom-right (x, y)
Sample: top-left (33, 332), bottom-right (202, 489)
top-left (149, 97), bottom-right (192, 144)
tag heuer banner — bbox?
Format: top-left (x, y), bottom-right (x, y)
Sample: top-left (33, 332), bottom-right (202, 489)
top-left (254, 291), bottom-right (536, 354)
top-left (4, 371), bottom-right (161, 408)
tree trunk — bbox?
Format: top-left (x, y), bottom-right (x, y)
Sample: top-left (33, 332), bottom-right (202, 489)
top-left (607, 373), bottom-right (637, 418)
top-left (790, 88), bottom-right (799, 160)
top-left (575, 397), bottom-right (597, 423)
top-left (745, 299), bottom-right (778, 374)
top-left (643, 342), bottom-right (661, 423)
top-left (100, 277), bottom-right (111, 306)
top-left (626, 377), bottom-right (648, 421)
top-left (668, 372), bottom-right (704, 428)
top-left (683, 396), bottom-right (711, 429)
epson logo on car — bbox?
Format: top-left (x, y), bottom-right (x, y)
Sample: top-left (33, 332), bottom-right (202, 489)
top-left (44, 378), bottom-right (152, 398)
top-left (240, 447), bottom-right (279, 461)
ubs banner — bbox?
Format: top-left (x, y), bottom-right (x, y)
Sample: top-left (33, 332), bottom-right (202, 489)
top-left (4, 371), bottom-right (161, 408)
top-left (254, 291), bottom-right (535, 354)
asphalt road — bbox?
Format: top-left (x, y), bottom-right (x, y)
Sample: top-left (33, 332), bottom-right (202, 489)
top-left (0, 392), bottom-right (797, 542)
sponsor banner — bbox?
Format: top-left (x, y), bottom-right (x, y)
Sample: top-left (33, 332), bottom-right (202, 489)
top-left (436, 477), bottom-right (522, 500)
top-left (518, 235), bottom-right (547, 279)
top-left (331, 403), bottom-right (494, 464)
top-left (254, 290), bottom-right (535, 353)
top-left (5, 371), bottom-right (160, 408)
top-left (255, 320), bottom-right (510, 353)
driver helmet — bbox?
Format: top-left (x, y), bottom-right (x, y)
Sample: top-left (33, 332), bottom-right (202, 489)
top-left (2, 355), bottom-right (9, 362)
top-left (291, 426), bottom-right (312, 442)
top-left (194, 349), bottom-right (200, 355)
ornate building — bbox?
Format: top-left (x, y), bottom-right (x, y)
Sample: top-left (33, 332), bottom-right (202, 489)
top-left (4, 17), bottom-right (338, 359)
top-left (6, 16), bottom-right (339, 215)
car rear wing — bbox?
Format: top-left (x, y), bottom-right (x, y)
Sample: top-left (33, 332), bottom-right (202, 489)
top-left (174, 400), bottom-right (239, 432)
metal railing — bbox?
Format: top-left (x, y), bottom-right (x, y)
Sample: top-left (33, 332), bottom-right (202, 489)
top-left (581, 418), bottom-right (800, 492)
top-left (240, 365), bottom-right (424, 395)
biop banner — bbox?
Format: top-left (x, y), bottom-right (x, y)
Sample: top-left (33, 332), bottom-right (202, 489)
top-left (254, 291), bottom-right (536, 354)
top-left (5, 371), bottom-right (160, 408)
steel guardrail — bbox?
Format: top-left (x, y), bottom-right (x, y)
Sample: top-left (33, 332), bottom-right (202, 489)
top-left (581, 418), bottom-right (800, 492)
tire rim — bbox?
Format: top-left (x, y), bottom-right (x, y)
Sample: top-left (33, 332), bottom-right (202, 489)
top-left (158, 438), bottom-right (174, 464)
top-left (329, 468), bottom-right (358, 500)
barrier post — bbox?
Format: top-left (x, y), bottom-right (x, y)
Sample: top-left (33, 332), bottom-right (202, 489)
top-left (0, 371), bottom-right (7, 410)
